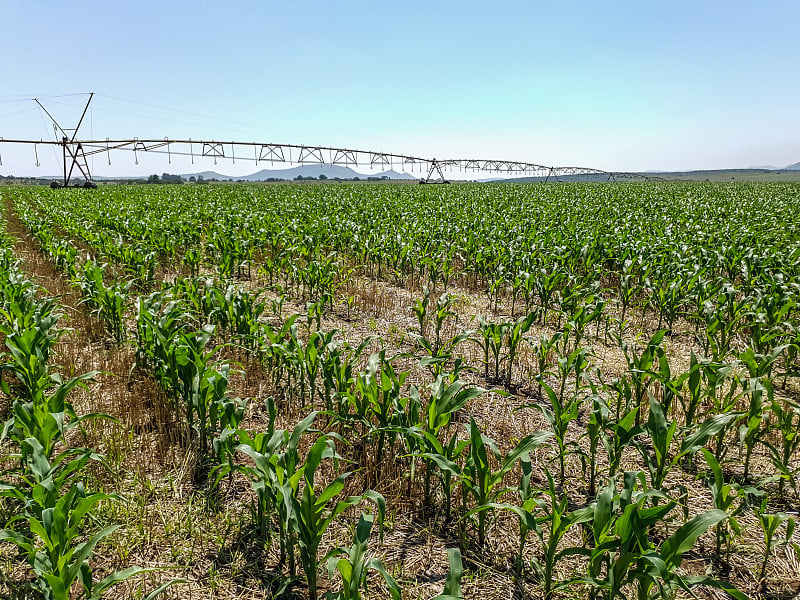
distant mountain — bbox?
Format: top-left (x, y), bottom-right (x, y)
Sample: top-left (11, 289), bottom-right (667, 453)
top-left (785, 162), bottom-right (800, 171)
top-left (748, 165), bottom-right (778, 170)
top-left (182, 164), bottom-right (416, 181)
top-left (375, 169), bottom-right (417, 180)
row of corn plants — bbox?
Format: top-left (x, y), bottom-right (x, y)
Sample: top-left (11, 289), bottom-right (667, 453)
top-left (0, 211), bottom-right (177, 599)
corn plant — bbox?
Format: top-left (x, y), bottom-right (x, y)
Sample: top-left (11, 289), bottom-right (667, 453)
top-left (136, 303), bottom-right (238, 461)
top-left (74, 260), bottom-right (132, 342)
top-left (697, 286), bottom-right (748, 362)
top-left (581, 389), bottom-right (608, 497)
top-left (739, 376), bottom-right (769, 481)
top-left (0, 437), bottom-right (102, 520)
top-left (532, 331), bottom-right (561, 395)
top-left (601, 376), bottom-right (641, 480)
top-left (534, 347), bottom-right (589, 486)
top-left (756, 499), bottom-right (797, 584)
top-left (563, 295), bottom-right (605, 353)
top-left (505, 311), bottom-right (536, 386)
top-left (170, 326), bottom-right (226, 456)
top-left (779, 323), bottom-right (799, 388)
top-left (618, 329), bottom-right (667, 425)
top-left (134, 293), bottom-right (190, 378)
top-left (635, 395), bottom-right (739, 495)
top-left (534, 267), bottom-right (566, 325)
top-left (0, 315), bottom-right (60, 403)
top-left (700, 449), bottom-right (759, 570)
top-left (1, 371), bottom-right (101, 467)
top-left (420, 376), bottom-right (485, 505)
top-left (118, 242), bottom-right (156, 289)
top-left (222, 410), bottom-right (319, 574)
top-left (49, 238), bottom-right (79, 278)
top-left (414, 425), bottom-right (469, 524)
top-left (531, 471), bottom-right (594, 600)
top-left (474, 454), bottom-right (541, 574)
top-left (461, 418), bottom-right (551, 548)
top-left (578, 472), bottom-right (746, 600)
top-left (617, 259), bottom-right (644, 335)
top-left (292, 436), bottom-right (385, 600)
top-left (472, 316), bottom-right (508, 381)
top-left (324, 512), bottom-right (400, 600)
top-left (356, 351), bottom-right (408, 467)
top-left (679, 353), bottom-right (704, 429)
top-left (221, 285), bottom-right (269, 352)
top-left (320, 336), bottom-right (373, 414)
top-left (433, 547), bottom-right (464, 600)
top-left (404, 376), bottom-right (487, 516)
top-left (411, 287), bottom-right (431, 338)
top-left (698, 362), bottom-right (743, 463)
top-left (0, 484), bottom-right (155, 600)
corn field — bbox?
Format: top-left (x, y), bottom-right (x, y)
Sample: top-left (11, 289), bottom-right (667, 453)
top-left (1, 181), bottom-right (799, 600)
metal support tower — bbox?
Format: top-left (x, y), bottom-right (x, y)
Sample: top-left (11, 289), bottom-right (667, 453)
top-left (35, 93), bottom-right (94, 186)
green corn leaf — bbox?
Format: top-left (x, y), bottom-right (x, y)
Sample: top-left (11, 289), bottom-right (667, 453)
top-left (660, 509), bottom-right (727, 571)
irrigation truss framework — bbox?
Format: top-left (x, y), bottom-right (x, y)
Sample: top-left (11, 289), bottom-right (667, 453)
top-left (0, 93), bottom-right (658, 186)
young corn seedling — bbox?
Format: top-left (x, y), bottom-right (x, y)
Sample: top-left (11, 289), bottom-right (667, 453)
top-left (433, 547), bottom-right (464, 600)
top-left (634, 394), bottom-right (739, 496)
top-left (532, 332), bottom-right (561, 396)
top-left (739, 375), bottom-right (769, 481)
top-left (697, 286), bottom-right (747, 362)
top-left (534, 267), bottom-right (566, 325)
top-left (601, 376), bottom-right (641, 480)
top-left (324, 512), bottom-right (400, 600)
top-left (474, 455), bottom-right (543, 574)
top-left (462, 417), bottom-right (552, 548)
top-left (0, 485), bottom-right (155, 600)
top-left (563, 295), bottom-right (605, 354)
top-left (505, 311), bottom-right (536, 386)
top-left (75, 262), bottom-right (134, 341)
top-left (580, 388), bottom-right (609, 497)
top-left (412, 286), bottom-right (430, 339)
top-left (700, 449), bottom-right (759, 571)
top-left (472, 316), bottom-right (508, 382)
top-left (679, 353), bottom-right (704, 429)
top-left (0, 440), bottom-right (177, 600)
top-left (532, 471), bottom-right (594, 600)
top-left (412, 292), bottom-right (461, 366)
top-left (617, 260), bottom-right (644, 336)
top-left (405, 375), bottom-right (487, 517)
top-left (1, 371), bottom-right (102, 467)
top-left (618, 329), bottom-right (667, 426)
top-left (361, 352), bottom-right (409, 467)
top-left (414, 424), bottom-right (469, 524)
top-left (1, 438), bottom-right (103, 519)
top-left (292, 436), bottom-right (385, 600)
top-left (577, 471), bottom-right (746, 600)
top-left (533, 347), bottom-right (588, 486)
top-left (756, 499), bottom-right (798, 585)
top-left (221, 409), bottom-right (319, 574)
top-left (321, 336), bottom-right (372, 415)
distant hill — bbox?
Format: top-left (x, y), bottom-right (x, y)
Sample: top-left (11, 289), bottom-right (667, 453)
top-left (183, 164), bottom-right (416, 181)
top-left (785, 162), bottom-right (800, 171)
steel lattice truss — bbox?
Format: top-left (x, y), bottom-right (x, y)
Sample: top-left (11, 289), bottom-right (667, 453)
top-left (0, 95), bottom-right (656, 184)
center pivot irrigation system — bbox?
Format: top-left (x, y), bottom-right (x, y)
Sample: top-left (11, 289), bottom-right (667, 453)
top-left (1, 93), bottom-right (656, 186)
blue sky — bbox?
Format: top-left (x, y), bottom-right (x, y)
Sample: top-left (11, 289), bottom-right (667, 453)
top-left (1, 0), bottom-right (799, 177)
